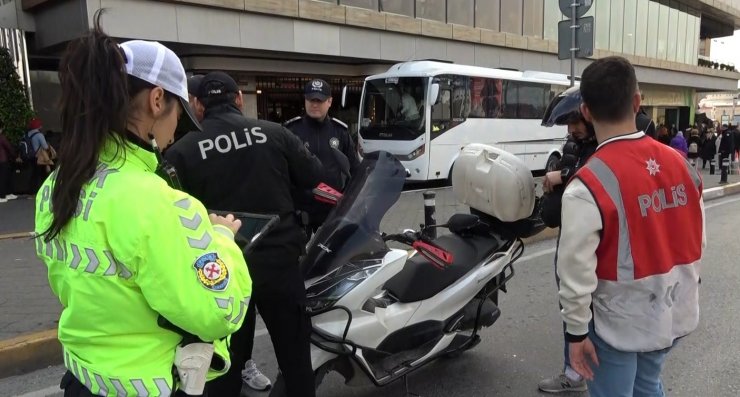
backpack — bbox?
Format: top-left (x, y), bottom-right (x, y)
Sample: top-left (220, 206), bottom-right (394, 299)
top-left (18, 131), bottom-right (40, 162)
top-left (688, 142), bottom-right (698, 154)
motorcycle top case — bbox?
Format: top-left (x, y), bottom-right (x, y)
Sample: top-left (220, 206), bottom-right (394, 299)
top-left (451, 144), bottom-right (536, 223)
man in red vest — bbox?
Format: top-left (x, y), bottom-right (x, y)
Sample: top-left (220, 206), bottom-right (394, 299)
top-left (556, 56), bottom-right (705, 397)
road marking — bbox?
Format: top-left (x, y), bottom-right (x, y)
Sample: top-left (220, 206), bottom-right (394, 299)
top-left (0, 232), bottom-right (35, 241)
top-left (12, 385), bottom-right (60, 397)
top-left (402, 185), bottom-right (453, 194)
top-left (517, 247), bottom-right (557, 263)
top-left (705, 195), bottom-right (740, 209)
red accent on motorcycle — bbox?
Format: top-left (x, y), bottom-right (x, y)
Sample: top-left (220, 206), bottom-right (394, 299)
top-left (412, 241), bottom-right (454, 270)
top-left (313, 183), bottom-right (343, 205)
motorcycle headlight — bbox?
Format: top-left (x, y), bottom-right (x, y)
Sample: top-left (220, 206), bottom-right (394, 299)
top-left (306, 264), bottom-right (381, 313)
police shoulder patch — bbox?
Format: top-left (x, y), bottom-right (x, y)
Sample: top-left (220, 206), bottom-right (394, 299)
top-left (331, 117), bottom-right (348, 129)
top-left (329, 137), bottom-right (340, 149)
top-left (193, 252), bottom-right (230, 291)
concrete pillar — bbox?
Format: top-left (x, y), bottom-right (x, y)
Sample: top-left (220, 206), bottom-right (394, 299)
top-left (650, 107), bottom-right (659, 124)
top-left (240, 76), bottom-right (258, 119)
top-left (689, 89), bottom-right (696, 126)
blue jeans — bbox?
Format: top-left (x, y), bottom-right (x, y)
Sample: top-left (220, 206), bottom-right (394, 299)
top-left (587, 323), bottom-right (672, 397)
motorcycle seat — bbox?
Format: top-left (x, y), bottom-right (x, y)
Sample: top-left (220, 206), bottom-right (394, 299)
top-left (384, 234), bottom-right (501, 303)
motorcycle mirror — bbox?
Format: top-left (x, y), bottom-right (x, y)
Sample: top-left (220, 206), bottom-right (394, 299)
top-left (429, 83), bottom-right (440, 105)
top-left (412, 240), bottom-right (453, 270)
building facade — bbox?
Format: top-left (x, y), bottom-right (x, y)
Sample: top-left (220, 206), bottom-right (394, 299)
top-left (699, 91), bottom-right (740, 125)
top-left (1, 0), bottom-right (739, 132)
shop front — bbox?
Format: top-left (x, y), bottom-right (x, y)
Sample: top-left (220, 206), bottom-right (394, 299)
top-left (640, 84), bottom-right (696, 131)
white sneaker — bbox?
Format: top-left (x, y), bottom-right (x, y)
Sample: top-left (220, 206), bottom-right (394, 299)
top-left (4, 194), bottom-right (17, 200)
top-left (0, 198), bottom-right (7, 203)
top-left (242, 359), bottom-right (271, 391)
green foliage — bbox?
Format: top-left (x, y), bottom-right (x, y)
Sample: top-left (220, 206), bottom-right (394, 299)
top-left (0, 47), bottom-right (34, 144)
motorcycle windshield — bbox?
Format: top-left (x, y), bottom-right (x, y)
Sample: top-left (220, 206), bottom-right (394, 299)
top-left (301, 151), bottom-right (406, 280)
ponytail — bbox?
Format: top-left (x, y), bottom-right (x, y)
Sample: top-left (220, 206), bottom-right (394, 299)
top-left (42, 10), bottom-right (129, 241)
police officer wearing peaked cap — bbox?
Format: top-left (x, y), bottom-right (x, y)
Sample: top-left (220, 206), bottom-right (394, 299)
top-left (164, 71), bottom-right (324, 397)
top-left (187, 74), bottom-right (205, 122)
top-left (285, 78), bottom-right (360, 233)
top-left (169, 74), bottom-right (206, 145)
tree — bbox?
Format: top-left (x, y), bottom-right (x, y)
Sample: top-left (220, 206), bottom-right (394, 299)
top-left (0, 47), bottom-right (34, 143)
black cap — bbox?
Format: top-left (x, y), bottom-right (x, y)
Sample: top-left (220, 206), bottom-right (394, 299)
top-left (187, 74), bottom-right (204, 96)
top-left (198, 71), bottom-right (239, 102)
top-left (304, 79), bottom-right (331, 101)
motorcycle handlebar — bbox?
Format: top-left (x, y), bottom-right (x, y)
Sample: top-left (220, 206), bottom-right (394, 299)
top-left (382, 232), bottom-right (417, 245)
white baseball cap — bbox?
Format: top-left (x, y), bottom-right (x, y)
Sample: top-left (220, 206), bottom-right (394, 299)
top-left (119, 40), bottom-right (201, 134)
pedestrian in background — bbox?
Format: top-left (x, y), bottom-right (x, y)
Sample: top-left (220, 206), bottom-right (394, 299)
top-left (657, 125), bottom-right (671, 145)
top-left (0, 122), bottom-right (18, 203)
top-left (635, 107), bottom-right (656, 139)
top-left (717, 124), bottom-right (734, 184)
top-left (25, 118), bottom-right (56, 192)
top-left (687, 128), bottom-right (702, 167)
top-left (670, 130), bottom-right (688, 157)
top-left (700, 129), bottom-right (717, 173)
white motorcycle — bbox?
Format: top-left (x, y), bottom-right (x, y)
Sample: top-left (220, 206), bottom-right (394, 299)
top-left (271, 145), bottom-right (544, 395)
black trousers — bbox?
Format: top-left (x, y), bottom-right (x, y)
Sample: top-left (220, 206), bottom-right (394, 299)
top-left (0, 162), bottom-right (11, 197)
top-left (207, 252), bottom-right (315, 397)
top-left (32, 164), bottom-right (50, 193)
top-left (720, 153), bottom-right (730, 183)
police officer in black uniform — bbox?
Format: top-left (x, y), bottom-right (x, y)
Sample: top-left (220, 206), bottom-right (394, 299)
top-left (187, 74), bottom-right (205, 122)
top-left (537, 87), bottom-right (598, 394)
top-left (539, 87), bottom-right (598, 229)
top-left (170, 75), bottom-right (206, 145)
top-left (285, 78), bottom-right (360, 234)
top-left (636, 108), bottom-right (656, 139)
top-left (718, 123), bottom-right (735, 184)
top-left (164, 71), bottom-right (323, 397)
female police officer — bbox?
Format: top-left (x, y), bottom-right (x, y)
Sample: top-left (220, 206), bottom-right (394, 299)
top-left (35, 14), bottom-right (251, 396)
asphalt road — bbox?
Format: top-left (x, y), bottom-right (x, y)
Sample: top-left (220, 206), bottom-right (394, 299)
top-left (3, 195), bottom-right (740, 397)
